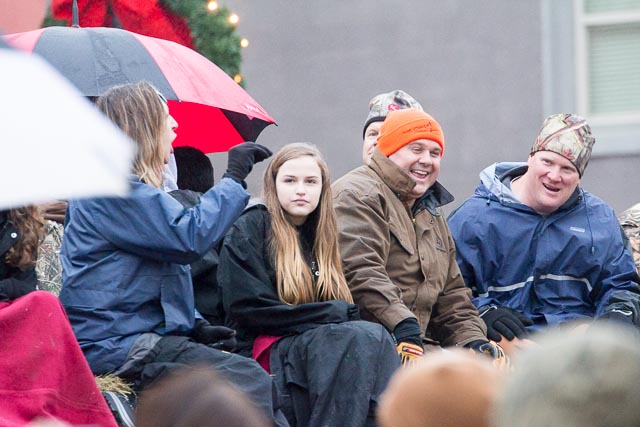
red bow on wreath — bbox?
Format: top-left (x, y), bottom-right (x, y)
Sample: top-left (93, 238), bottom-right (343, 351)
top-left (51, 0), bottom-right (194, 49)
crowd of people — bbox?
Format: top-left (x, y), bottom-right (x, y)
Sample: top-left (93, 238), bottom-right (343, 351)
top-left (3, 82), bottom-right (640, 427)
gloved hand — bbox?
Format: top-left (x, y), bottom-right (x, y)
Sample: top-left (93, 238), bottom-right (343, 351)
top-left (392, 318), bottom-right (424, 365)
top-left (223, 142), bottom-right (273, 188)
top-left (465, 340), bottom-right (510, 370)
top-left (192, 319), bottom-right (237, 351)
top-left (396, 342), bottom-right (424, 365)
top-left (599, 308), bottom-right (635, 325)
top-left (347, 304), bottom-right (361, 321)
top-left (392, 318), bottom-right (423, 347)
top-left (480, 306), bottom-right (533, 342)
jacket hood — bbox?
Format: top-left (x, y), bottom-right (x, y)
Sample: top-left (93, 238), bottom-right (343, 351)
top-left (477, 162), bottom-right (526, 204)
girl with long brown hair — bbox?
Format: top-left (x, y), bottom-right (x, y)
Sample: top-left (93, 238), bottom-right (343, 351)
top-left (219, 142), bottom-right (400, 427)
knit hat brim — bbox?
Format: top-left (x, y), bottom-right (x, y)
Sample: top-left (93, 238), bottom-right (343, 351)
top-left (377, 109), bottom-right (444, 157)
top-left (530, 113), bottom-right (595, 177)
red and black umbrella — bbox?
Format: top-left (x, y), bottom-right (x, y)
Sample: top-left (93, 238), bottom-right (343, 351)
top-left (4, 26), bottom-right (276, 153)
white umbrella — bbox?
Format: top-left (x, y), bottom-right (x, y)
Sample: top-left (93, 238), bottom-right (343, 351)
top-left (0, 46), bottom-right (134, 210)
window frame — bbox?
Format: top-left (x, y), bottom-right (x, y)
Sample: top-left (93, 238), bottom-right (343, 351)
top-left (543, 0), bottom-right (640, 155)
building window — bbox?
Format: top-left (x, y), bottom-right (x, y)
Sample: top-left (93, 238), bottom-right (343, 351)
top-left (543, 0), bottom-right (640, 154)
top-left (577, 0), bottom-right (640, 117)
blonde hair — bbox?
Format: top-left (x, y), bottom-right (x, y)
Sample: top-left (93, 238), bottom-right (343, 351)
top-left (263, 143), bottom-right (353, 305)
top-left (96, 81), bottom-right (167, 188)
top-left (4, 206), bottom-right (45, 270)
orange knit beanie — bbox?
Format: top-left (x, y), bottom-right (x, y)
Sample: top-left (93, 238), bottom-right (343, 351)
top-left (377, 108), bottom-right (445, 157)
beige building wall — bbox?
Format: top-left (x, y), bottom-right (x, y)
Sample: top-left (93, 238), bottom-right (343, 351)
top-left (212, 1), bottom-right (639, 214)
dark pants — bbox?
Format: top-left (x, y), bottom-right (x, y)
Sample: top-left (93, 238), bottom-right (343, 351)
top-left (270, 321), bottom-right (400, 427)
top-left (125, 336), bottom-right (289, 427)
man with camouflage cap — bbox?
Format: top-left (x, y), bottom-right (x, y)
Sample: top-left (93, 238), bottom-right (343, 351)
top-left (449, 113), bottom-right (640, 348)
top-left (361, 90), bottom-right (423, 164)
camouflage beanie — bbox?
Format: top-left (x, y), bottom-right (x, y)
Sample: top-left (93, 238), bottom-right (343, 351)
top-left (363, 90), bottom-right (423, 138)
top-left (530, 113), bottom-right (595, 177)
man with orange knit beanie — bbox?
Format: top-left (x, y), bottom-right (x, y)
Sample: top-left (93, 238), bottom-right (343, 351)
top-left (333, 108), bottom-right (504, 365)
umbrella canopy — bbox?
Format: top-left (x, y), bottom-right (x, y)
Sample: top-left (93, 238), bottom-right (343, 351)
top-left (4, 25), bottom-right (276, 153)
top-left (0, 45), bottom-right (134, 210)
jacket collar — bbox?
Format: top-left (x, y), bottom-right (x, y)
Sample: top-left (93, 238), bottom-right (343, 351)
top-left (413, 182), bottom-right (455, 216)
top-left (480, 162), bottom-right (582, 212)
top-left (369, 149), bottom-right (416, 199)
top-left (369, 149), bottom-right (454, 215)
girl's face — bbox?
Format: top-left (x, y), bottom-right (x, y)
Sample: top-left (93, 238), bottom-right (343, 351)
top-left (275, 156), bottom-right (323, 226)
top-left (161, 102), bottom-right (178, 164)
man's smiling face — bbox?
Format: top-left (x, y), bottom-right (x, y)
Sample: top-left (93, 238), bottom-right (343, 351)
top-left (388, 139), bottom-right (441, 201)
top-left (524, 151), bottom-right (580, 214)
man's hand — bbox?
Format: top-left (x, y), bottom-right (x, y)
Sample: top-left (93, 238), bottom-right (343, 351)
top-left (192, 319), bottom-right (237, 351)
top-left (396, 342), bottom-right (424, 365)
top-left (392, 318), bottom-right (424, 365)
top-left (599, 308), bottom-right (636, 326)
top-left (465, 340), bottom-right (511, 370)
top-left (38, 200), bottom-right (68, 224)
top-left (480, 306), bottom-right (533, 341)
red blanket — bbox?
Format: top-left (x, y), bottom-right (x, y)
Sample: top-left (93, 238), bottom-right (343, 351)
top-left (0, 291), bottom-right (117, 427)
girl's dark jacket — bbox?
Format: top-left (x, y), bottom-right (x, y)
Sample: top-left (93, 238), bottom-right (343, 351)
top-left (0, 212), bottom-right (37, 302)
top-left (218, 204), bottom-right (359, 356)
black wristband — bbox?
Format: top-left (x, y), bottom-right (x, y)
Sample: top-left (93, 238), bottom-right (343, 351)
top-left (392, 318), bottom-right (422, 347)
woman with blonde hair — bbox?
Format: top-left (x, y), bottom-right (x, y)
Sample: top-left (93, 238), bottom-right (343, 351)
top-left (219, 142), bottom-right (400, 427)
top-left (59, 81), bottom-right (289, 426)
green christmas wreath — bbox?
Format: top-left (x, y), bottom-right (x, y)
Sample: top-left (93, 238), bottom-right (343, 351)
top-left (42, 0), bottom-right (243, 81)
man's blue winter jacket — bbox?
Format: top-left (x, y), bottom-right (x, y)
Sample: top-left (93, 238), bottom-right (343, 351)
top-left (448, 162), bottom-right (640, 328)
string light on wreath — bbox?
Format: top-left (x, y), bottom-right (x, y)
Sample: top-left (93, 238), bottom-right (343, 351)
top-left (234, 74), bottom-right (243, 84)
top-left (44, 0), bottom-right (246, 85)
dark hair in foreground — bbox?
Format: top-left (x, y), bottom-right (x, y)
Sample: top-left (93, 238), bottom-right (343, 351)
top-left (2, 206), bottom-right (45, 270)
top-left (173, 146), bottom-right (215, 193)
top-left (134, 366), bottom-right (268, 427)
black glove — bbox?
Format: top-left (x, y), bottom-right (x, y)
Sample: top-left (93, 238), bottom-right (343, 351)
top-left (480, 306), bottom-right (533, 342)
top-left (223, 142), bottom-right (273, 188)
top-left (598, 291), bottom-right (640, 327)
top-left (599, 308), bottom-right (636, 325)
top-left (465, 340), bottom-right (511, 370)
top-left (392, 318), bottom-right (423, 348)
top-left (192, 319), bottom-right (237, 351)
top-left (347, 304), bottom-right (361, 321)
top-left (465, 340), bottom-right (500, 358)
top-left (0, 267), bottom-right (37, 302)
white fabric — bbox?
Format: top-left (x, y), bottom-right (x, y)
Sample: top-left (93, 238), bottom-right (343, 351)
top-left (1, 49), bottom-right (134, 209)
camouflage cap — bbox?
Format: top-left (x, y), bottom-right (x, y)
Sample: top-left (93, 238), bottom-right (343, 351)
top-left (530, 113), bottom-right (596, 177)
top-left (363, 90), bottom-right (423, 138)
